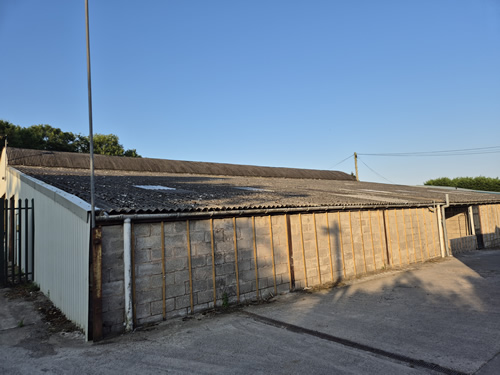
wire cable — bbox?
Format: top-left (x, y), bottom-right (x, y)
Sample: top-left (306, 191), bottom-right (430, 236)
top-left (359, 145), bottom-right (500, 157)
top-left (331, 154), bottom-right (353, 169)
top-left (358, 157), bottom-right (394, 184)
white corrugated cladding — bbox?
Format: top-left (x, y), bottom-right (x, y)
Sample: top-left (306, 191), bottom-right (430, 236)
top-left (7, 168), bottom-right (91, 339)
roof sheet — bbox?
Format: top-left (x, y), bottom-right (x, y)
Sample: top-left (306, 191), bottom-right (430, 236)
top-left (7, 148), bottom-right (354, 181)
top-left (7, 148), bottom-right (500, 215)
top-left (14, 165), bottom-right (500, 215)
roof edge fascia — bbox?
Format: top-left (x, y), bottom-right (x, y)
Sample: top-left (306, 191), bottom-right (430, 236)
top-left (418, 185), bottom-right (500, 195)
top-left (96, 198), bottom-right (500, 224)
top-left (9, 166), bottom-right (91, 223)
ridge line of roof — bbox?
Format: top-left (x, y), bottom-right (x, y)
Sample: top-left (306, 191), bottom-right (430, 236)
top-left (6, 147), bottom-right (355, 181)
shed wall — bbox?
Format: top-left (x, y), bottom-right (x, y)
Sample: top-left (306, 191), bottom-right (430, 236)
top-left (101, 207), bottom-right (443, 335)
top-left (6, 169), bottom-right (90, 337)
top-left (445, 207), bottom-right (471, 240)
top-left (478, 204), bottom-right (500, 248)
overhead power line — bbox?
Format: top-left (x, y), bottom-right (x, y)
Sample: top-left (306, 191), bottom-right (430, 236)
top-left (332, 145), bottom-right (500, 183)
top-left (331, 154), bottom-right (353, 168)
top-left (358, 157), bottom-right (393, 184)
top-left (359, 145), bottom-right (500, 157)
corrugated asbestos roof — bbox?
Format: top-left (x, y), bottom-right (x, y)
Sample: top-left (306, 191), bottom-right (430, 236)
top-left (7, 148), bottom-right (500, 215)
top-left (7, 148), bottom-right (354, 181)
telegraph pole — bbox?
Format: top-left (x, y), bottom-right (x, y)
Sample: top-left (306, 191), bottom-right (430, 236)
top-left (354, 152), bottom-right (359, 181)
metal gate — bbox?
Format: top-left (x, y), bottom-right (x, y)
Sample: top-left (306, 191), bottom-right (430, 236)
top-left (0, 198), bottom-right (35, 286)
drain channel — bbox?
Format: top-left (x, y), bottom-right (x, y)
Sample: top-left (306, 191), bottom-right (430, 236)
top-left (242, 311), bottom-right (467, 375)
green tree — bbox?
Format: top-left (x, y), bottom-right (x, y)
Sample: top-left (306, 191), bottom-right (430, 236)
top-left (0, 120), bottom-right (140, 157)
top-left (73, 133), bottom-right (140, 157)
top-left (24, 124), bottom-right (78, 152)
top-left (1, 120), bottom-right (79, 151)
top-left (0, 120), bottom-right (25, 148)
top-left (123, 148), bottom-right (140, 157)
top-left (424, 177), bottom-right (453, 187)
top-left (424, 176), bottom-right (500, 192)
top-left (93, 133), bottom-right (126, 156)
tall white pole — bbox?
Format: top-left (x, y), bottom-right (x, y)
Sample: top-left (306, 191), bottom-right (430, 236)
top-left (85, 0), bottom-right (96, 228)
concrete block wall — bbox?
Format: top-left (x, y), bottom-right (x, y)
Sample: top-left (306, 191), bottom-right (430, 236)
top-left (385, 208), bottom-right (440, 267)
top-left (129, 216), bottom-right (294, 326)
top-left (133, 222), bottom-right (165, 326)
top-left (446, 210), bottom-right (470, 240)
top-left (479, 204), bottom-right (500, 248)
top-left (188, 219), bottom-right (215, 312)
top-left (386, 209), bottom-right (408, 266)
top-left (450, 236), bottom-right (478, 255)
top-left (101, 225), bottom-right (125, 335)
top-left (100, 207), bottom-right (443, 335)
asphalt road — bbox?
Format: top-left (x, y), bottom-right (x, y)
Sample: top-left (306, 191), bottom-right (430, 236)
top-left (1, 249), bottom-right (499, 374)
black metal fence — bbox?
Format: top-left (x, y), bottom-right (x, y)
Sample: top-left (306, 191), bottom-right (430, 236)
top-left (0, 198), bottom-right (35, 286)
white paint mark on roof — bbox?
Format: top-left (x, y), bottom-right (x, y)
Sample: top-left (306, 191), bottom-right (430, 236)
top-left (235, 187), bottom-right (272, 192)
top-left (359, 189), bottom-right (391, 194)
top-left (134, 185), bottom-right (176, 191)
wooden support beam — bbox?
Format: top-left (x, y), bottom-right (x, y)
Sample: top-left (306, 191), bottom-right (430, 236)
top-left (92, 226), bottom-right (103, 342)
top-left (313, 213), bottom-right (322, 285)
top-left (161, 222), bottom-right (166, 320)
top-left (269, 216), bottom-right (277, 295)
top-left (338, 212), bottom-right (346, 279)
top-left (233, 218), bottom-right (240, 303)
top-left (299, 214), bottom-right (308, 287)
top-left (252, 217), bottom-right (260, 299)
top-left (186, 221), bottom-right (194, 313)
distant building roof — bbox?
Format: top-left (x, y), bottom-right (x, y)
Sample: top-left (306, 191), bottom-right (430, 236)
top-left (6, 148), bottom-right (500, 215)
top-left (6, 148), bottom-right (354, 181)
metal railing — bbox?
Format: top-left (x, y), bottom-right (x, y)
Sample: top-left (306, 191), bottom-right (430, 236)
top-left (0, 198), bottom-right (35, 286)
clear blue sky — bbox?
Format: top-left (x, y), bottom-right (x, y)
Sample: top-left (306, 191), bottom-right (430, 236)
top-left (1, 0), bottom-right (499, 185)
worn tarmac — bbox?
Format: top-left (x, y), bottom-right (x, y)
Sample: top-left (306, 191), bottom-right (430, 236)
top-left (1, 249), bottom-right (499, 374)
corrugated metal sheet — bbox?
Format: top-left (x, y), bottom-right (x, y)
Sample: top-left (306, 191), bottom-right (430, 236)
top-left (15, 165), bottom-right (500, 215)
top-left (7, 147), bottom-right (355, 181)
top-left (7, 168), bottom-right (90, 338)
